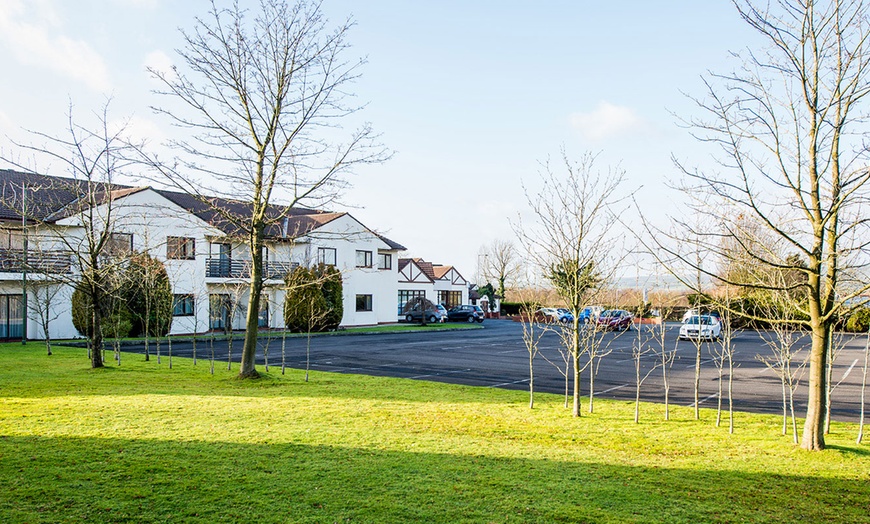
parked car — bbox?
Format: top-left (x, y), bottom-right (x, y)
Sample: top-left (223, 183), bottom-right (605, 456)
top-left (679, 315), bottom-right (721, 340)
top-left (404, 305), bottom-right (441, 324)
top-left (435, 304), bottom-right (448, 322)
top-left (682, 308), bottom-right (722, 324)
top-left (682, 308), bottom-right (699, 323)
top-left (579, 306), bottom-right (603, 323)
top-left (597, 309), bottom-right (633, 331)
top-left (536, 307), bottom-right (573, 323)
top-left (447, 304), bottom-right (485, 323)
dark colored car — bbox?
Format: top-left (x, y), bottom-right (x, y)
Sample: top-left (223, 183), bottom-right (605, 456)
top-left (596, 309), bottom-right (633, 331)
top-left (447, 304), bottom-right (485, 323)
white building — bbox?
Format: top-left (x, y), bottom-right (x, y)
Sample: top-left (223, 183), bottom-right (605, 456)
top-left (0, 170), bottom-right (405, 340)
top-left (396, 257), bottom-right (469, 317)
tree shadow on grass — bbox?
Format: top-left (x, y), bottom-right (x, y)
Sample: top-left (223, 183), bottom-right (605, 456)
top-left (1, 435), bottom-right (868, 523)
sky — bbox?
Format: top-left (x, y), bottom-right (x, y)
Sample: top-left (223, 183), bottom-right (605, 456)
top-left (0, 0), bottom-right (766, 284)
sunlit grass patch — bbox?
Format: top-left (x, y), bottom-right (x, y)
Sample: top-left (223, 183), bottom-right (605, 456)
top-left (0, 342), bottom-right (868, 523)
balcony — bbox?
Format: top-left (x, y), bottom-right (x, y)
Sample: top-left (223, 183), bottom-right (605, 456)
top-left (0, 248), bottom-right (73, 274)
top-left (205, 258), bottom-right (297, 280)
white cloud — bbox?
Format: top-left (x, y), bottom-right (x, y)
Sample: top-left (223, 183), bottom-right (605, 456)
top-left (0, 0), bottom-right (111, 92)
top-left (143, 50), bottom-right (176, 82)
top-left (569, 101), bottom-right (643, 140)
top-left (109, 115), bottom-right (166, 148)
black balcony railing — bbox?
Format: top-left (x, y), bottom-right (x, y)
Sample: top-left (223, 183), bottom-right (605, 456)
top-left (0, 248), bottom-right (73, 274)
top-left (205, 258), bottom-right (297, 280)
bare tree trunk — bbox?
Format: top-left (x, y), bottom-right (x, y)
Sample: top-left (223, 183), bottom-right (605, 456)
top-left (168, 333), bottom-right (172, 369)
top-left (529, 350), bottom-right (535, 409)
top-left (857, 328), bottom-right (868, 445)
top-left (825, 335), bottom-right (834, 435)
top-left (281, 329), bottom-right (287, 375)
top-left (695, 344), bottom-right (701, 420)
top-left (781, 375), bottom-right (789, 436)
top-left (728, 352), bottom-right (734, 434)
top-left (209, 329), bottom-right (215, 375)
top-left (238, 234), bottom-right (264, 378)
top-left (716, 366), bottom-right (723, 427)
top-left (802, 324), bottom-right (829, 450)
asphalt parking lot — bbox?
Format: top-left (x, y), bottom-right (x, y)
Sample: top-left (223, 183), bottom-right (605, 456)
top-left (120, 319), bottom-right (868, 423)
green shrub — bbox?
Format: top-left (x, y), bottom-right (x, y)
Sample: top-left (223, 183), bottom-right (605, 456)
top-left (284, 264), bottom-right (343, 333)
top-left (70, 282), bottom-right (133, 339)
top-left (499, 301), bottom-right (523, 315)
top-left (845, 308), bottom-right (870, 333)
top-left (124, 253), bottom-right (173, 337)
top-left (317, 264), bottom-right (343, 331)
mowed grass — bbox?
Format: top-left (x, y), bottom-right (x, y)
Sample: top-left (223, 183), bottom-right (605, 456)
top-left (1, 343), bottom-right (868, 523)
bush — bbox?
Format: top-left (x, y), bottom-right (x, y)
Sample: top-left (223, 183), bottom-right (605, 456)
top-left (284, 264), bottom-right (343, 333)
top-left (317, 264), bottom-right (343, 331)
top-left (71, 282), bottom-right (133, 339)
top-left (499, 301), bottom-right (523, 316)
top-left (124, 254), bottom-right (173, 337)
top-left (845, 308), bottom-right (870, 333)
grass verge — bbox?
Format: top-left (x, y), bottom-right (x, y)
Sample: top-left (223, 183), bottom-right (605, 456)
top-left (1, 342), bottom-right (868, 523)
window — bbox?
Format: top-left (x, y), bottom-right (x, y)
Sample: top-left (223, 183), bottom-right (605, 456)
top-left (258, 296), bottom-right (270, 328)
top-left (438, 290), bottom-right (463, 309)
top-left (356, 250), bottom-right (372, 268)
top-left (397, 290), bottom-right (426, 314)
top-left (172, 294), bottom-right (195, 316)
top-left (378, 253), bottom-right (392, 270)
top-left (317, 247), bottom-right (336, 266)
top-left (209, 294), bottom-right (232, 330)
top-left (0, 294), bottom-right (23, 339)
top-left (106, 232), bottom-right (133, 255)
top-left (356, 294), bottom-right (373, 312)
top-left (167, 236), bottom-right (196, 260)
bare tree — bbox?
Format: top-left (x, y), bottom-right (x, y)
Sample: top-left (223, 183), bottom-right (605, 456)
top-left (631, 318), bottom-right (659, 423)
top-left (479, 239), bottom-right (523, 298)
top-left (710, 305), bottom-right (739, 432)
top-left (144, 0), bottom-right (387, 379)
top-left (670, 0), bottom-right (870, 450)
top-left (758, 293), bottom-right (808, 444)
top-left (655, 308), bottom-right (679, 421)
top-left (0, 104), bottom-right (139, 369)
top-left (26, 278), bottom-right (64, 356)
top-left (515, 288), bottom-right (544, 408)
top-left (514, 150), bottom-right (626, 417)
top-left (824, 329), bottom-right (850, 434)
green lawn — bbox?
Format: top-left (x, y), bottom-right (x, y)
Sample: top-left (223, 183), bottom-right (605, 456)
top-left (1, 343), bottom-right (868, 523)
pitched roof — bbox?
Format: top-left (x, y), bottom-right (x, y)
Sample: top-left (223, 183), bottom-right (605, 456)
top-left (0, 170), bottom-right (405, 248)
top-left (432, 265), bottom-right (452, 279)
top-left (412, 258), bottom-right (436, 280)
top-left (0, 169), bottom-right (127, 223)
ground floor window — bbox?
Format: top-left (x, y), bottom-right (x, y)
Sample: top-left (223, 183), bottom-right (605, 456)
top-left (437, 290), bottom-right (462, 309)
top-left (172, 294), bottom-right (195, 316)
top-left (356, 294), bottom-right (373, 312)
top-left (209, 294), bottom-right (232, 330)
top-left (397, 289), bottom-right (426, 314)
top-left (0, 294), bottom-right (23, 339)
top-left (258, 296), bottom-right (269, 328)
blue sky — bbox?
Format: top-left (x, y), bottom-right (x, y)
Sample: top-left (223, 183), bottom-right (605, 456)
top-left (0, 1), bottom-right (762, 281)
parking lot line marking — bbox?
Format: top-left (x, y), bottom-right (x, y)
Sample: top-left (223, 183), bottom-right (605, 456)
top-left (687, 393), bottom-right (720, 408)
top-left (489, 379), bottom-right (530, 387)
top-left (410, 369), bottom-right (471, 379)
top-left (686, 358), bottom-right (714, 368)
top-left (596, 383), bottom-right (630, 395)
top-left (841, 359), bottom-right (859, 381)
